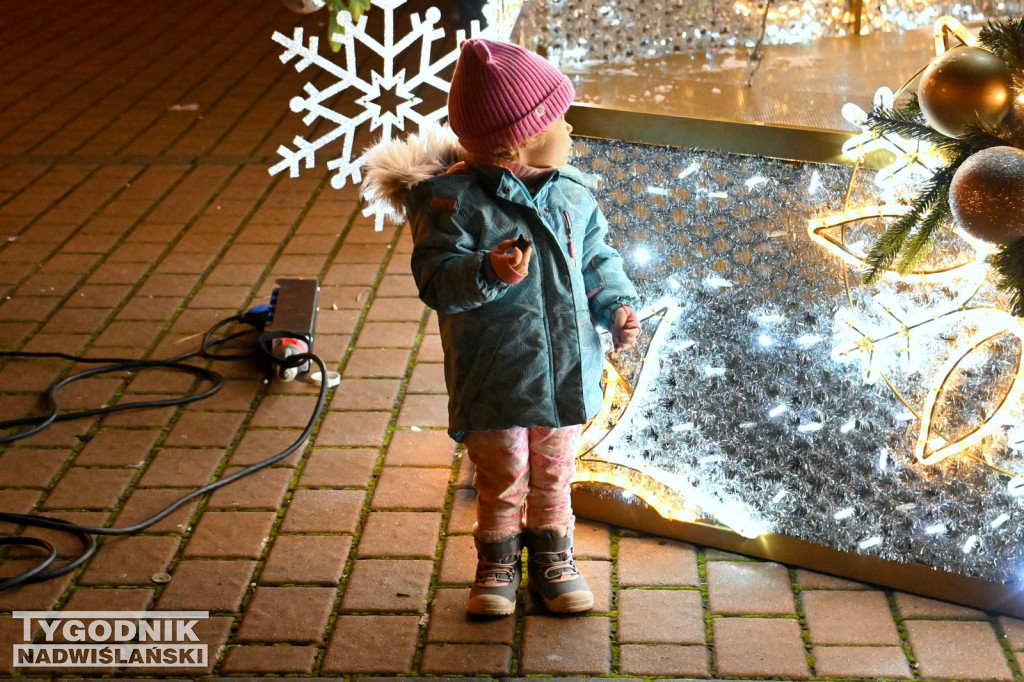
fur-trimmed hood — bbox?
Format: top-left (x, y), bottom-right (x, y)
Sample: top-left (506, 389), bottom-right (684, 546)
top-left (360, 125), bottom-right (466, 224)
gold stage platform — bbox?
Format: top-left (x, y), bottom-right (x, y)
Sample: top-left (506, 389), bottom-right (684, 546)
top-left (564, 23), bottom-right (941, 164)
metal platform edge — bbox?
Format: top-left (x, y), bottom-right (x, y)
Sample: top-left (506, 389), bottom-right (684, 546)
top-left (572, 485), bottom-right (1024, 619)
top-left (567, 101), bottom-right (859, 166)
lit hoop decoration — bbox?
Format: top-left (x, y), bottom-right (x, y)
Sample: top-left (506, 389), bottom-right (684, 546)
top-left (807, 205), bottom-right (991, 284)
top-left (916, 314), bottom-right (1024, 466)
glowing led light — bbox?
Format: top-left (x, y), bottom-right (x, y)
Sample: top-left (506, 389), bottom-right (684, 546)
top-left (834, 507), bottom-right (855, 520)
top-left (796, 333), bottom-right (823, 347)
top-left (840, 418), bottom-right (857, 433)
top-left (771, 490), bottom-right (788, 504)
top-left (758, 334), bottom-right (775, 347)
top-left (768, 405), bottom-right (788, 418)
top-left (678, 162), bottom-right (699, 180)
top-left (744, 175), bottom-right (768, 189)
top-left (709, 191), bottom-right (728, 199)
top-left (633, 247), bottom-right (652, 265)
top-left (1010, 477), bottom-right (1024, 496)
top-left (1007, 425), bottom-right (1024, 452)
top-left (671, 422), bottom-right (695, 432)
top-left (858, 536), bottom-right (882, 550)
top-left (739, 421), bottom-right (757, 429)
top-left (925, 523), bottom-right (946, 535)
top-left (646, 185), bottom-right (669, 196)
top-left (704, 366), bottom-right (726, 377)
top-left (963, 535), bottom-right (980, 553)
top-left (878, 448), bottom-right (889, 471)
top-left (573, 300), bottom-right (755, 532)
top-left (990, 513), bottom-right (1010, 529)
top-left (574, 464), bottom-right (701, 525)
top-left (703, 276), bottom-right (733, 289)
top-left (798, 422), bottom-right (823, 433)
top-left (807, 169), bottom-right (820, 195)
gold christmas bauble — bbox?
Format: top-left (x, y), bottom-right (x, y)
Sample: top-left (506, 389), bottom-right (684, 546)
top-left (918, 46), bottom-right (1015, 138)
top-left (280, 0), bottom-right (325, 13)
top-left (949, 146), bottom-right (1024, 244)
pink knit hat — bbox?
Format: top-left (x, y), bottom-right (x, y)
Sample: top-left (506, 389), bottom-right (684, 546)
top-left (447, 39), bottom-right (575, 155)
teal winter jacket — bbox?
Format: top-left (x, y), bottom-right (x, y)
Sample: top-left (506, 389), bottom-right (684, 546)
top-left (362, 127), bottom-right (640, 442)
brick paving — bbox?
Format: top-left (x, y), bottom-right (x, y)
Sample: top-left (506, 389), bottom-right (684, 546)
top-left (2, 2), bottom-right (1024, 680)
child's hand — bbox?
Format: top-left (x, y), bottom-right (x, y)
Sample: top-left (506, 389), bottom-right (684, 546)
top-left (490, 238), bottom-right (532, 284)
top-left (610, 306), bottom-right (640, 351)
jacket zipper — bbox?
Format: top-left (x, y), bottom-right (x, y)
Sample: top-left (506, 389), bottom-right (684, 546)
top-left (562, 209), bottom-right (575, 265)
top-left (536, 215), bottom-right (561, 421)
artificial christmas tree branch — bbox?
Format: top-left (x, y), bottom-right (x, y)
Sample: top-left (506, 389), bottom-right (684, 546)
top-left (979, 18), bottom-right (1024, 91)
top-left (990, 241), bottom-right (1024, 317)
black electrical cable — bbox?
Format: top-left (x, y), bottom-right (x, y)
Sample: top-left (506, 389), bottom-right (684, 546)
top-left (0, 361), bottom-right (224, 444)
top-left (0, 536), bottom-right (59, 592)
top-left (0, 326), bottom-right (257, 444)
top-left (0, 313), bottom-right (330, 591)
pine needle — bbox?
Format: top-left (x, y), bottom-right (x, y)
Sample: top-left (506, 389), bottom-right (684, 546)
top-left (895, 199), bottom-right (950, 274)
top-left (979, 17), bottom-right (1024, 92)
top-left (989, 239), bottom-right (1024, 317)
top-left (862, 166), bottom-right (954, 284)
top-left (866, 97), bottom-right (952, 148)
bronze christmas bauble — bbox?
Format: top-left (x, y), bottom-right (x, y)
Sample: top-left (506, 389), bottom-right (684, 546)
top-left (949, 146), bottom-right (1024, 244)
top-left (280, 0), bottom-right (325, 13)
top-left (918, 46), bottom-right (1015, 138)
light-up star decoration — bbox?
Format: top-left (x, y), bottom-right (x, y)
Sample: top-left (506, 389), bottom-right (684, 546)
top-left (269, 0), bottom-right (513, 229)
top-left (810, 16), bottom-right (1024, 492)
top-left (576, 298), bottom-right (770, 539)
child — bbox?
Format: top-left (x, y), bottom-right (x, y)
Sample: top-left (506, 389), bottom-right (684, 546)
top-left (361, 38), bottom-right (641, 616)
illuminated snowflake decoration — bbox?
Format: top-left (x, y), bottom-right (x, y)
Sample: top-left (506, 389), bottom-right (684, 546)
top-left (840, 87), bottom-right (943, 201)
top-left (871, 294), bottom-right (920, 374)
top-left (270, 0), bottom-right (503, 229)
top-left (831, 308), bottom-right (885, 385)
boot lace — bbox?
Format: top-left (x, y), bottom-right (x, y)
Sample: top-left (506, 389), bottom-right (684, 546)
top-left (533, 549), bottom-right (580, 582)
top-left (476, 554), bottom-right (518, 586)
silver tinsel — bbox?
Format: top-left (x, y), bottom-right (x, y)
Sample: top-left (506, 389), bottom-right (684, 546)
top-left (517, 0), bottom-right (1023, 65)
top-left (575, 136), bottom-right (1024, 586)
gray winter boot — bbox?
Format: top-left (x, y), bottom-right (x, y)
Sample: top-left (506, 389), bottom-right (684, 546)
top-left (525, 529), bottom-right (594, 613)
top-left (467, 534), bottom-right (522, 616)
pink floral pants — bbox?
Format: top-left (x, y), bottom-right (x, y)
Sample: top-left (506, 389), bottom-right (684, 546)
top-left (464, 424), bottom-right (581, 539)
